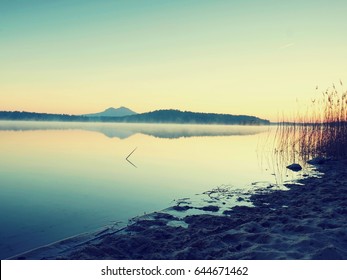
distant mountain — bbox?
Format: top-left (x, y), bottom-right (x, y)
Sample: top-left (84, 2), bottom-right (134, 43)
top-left (0, 109), bottom-right (270, 125)
top-left (83, 106), bottom-right (137, 117)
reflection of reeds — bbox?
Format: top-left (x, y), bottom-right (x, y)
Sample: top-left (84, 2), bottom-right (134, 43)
top-left (275, 82), bottom-right (347, 164)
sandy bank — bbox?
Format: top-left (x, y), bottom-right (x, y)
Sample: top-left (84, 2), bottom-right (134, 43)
top-left (11, 159), bottom-right (347, 260)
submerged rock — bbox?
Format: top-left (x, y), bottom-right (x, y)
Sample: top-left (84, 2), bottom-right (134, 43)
top-left (199, 205), bottom-right (219, 212)
top-left (172, 205), bottom-right (192, 212)
top-left (286, 163), bottom-right (302, 172)
top-left (307, 156), bottom-right (327, 165)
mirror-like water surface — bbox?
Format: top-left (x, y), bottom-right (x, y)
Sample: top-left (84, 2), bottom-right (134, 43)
top-left (0, 121), bottom-right (294, 259)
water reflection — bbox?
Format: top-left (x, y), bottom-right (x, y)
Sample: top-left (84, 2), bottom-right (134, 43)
top-left (0, 121), bottom-right (280, 259)
top-left (0, 121), bottom-right (268, 139)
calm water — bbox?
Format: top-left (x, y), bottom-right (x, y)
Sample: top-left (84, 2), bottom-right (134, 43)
top-left (0, 121), bottom-right (290, 258)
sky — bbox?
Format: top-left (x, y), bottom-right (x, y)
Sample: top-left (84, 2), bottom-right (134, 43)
top-left (1, 0), bottom-right (346, 121)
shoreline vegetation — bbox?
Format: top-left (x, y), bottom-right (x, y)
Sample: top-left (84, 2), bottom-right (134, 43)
top-left (0, 109), bottom-right (270, 125)
top-left (274, 82), bottom-right (347, 162)
top-left (261, 83), bottom-right (347, 186)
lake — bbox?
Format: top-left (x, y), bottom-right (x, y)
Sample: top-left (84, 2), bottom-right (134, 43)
top-left (0, 121), bottom-right (300, 259)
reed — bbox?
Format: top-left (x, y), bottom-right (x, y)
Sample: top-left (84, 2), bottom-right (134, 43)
top-left (275, 81), bottom-right (347, 164)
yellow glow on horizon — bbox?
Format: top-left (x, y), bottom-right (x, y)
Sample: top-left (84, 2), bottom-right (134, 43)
top-left (1, 1), bottom-right (346, 122)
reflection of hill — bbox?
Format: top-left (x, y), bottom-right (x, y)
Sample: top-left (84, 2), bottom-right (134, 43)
top-left (135, 125), bottom-right (267, 139)
top-left (0, 122), bottom-right (268, 139)
top-left (0, 122), bottom-right (134, 139)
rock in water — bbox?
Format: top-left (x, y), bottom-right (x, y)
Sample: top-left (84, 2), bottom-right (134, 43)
top-left (286, 163), bottom-right (302, 172)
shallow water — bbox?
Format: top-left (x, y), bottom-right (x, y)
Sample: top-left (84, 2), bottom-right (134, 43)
top-left (0, 121), bottom-right (301, 258)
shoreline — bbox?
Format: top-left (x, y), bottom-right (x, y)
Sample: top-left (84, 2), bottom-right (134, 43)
top-left (9, 159), bottom-right (347, 260)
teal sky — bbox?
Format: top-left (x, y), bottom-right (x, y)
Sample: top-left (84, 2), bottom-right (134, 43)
top-left (1, 0), bottom-right (346, 121)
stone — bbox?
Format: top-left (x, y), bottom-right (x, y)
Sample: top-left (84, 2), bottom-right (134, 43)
top-left (286, 163), bottom-right (302, 172)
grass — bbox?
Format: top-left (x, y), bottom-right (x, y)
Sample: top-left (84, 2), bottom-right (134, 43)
top-left (274, 81), bottom-right (347, 165)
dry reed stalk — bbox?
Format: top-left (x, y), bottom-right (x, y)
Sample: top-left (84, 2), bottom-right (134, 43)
top-left (274, 83), bottom-right (347, 165)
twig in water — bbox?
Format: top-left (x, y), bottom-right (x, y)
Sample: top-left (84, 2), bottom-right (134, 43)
top-left (126, 147), bottom-right (138, 168)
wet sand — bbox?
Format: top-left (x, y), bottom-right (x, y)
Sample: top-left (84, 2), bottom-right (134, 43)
top-left (10, 159), bottom-right (347, 260)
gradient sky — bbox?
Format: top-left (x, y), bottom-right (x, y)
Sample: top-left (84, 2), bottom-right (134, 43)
top-left (1, 0), bottom-right (346, 121)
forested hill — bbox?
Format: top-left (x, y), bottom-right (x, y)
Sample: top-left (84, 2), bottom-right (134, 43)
top-left (0, 109), bottom-right (270, 125)
top-left (119, 110), bottom-right (270, 125)
top-left (0, 111), bottom-right (87, 122)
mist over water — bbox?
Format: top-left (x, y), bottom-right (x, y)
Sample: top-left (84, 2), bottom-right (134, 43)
top-left (0, 121), bottom-right (268, 139)
top-left (0, 121), bottom-right (295, 259)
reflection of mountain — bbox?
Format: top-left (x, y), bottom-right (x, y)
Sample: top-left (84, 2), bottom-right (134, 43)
top-left (0, 122), bottom-right (268, 139)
